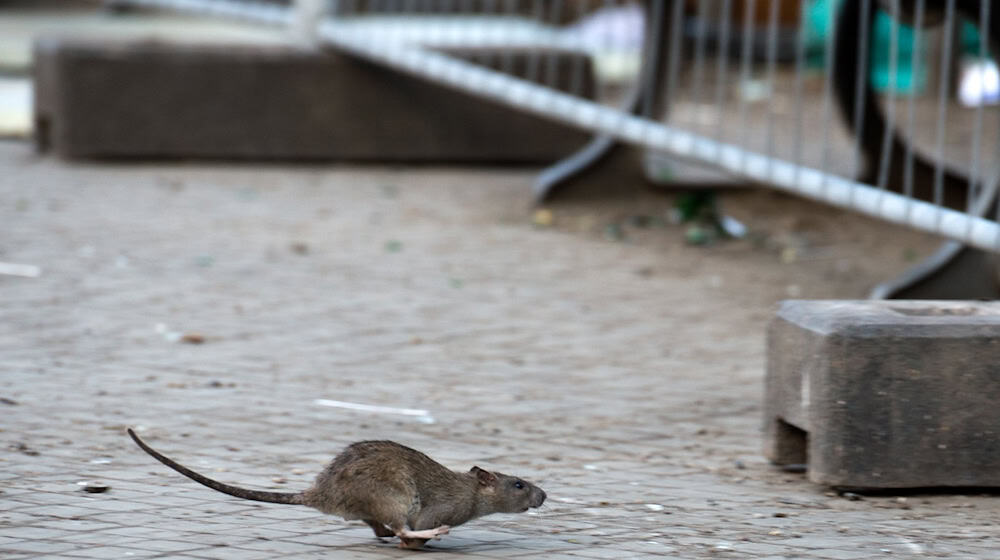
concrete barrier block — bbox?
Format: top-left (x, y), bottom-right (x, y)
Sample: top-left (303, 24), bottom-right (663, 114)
top-left (764, 300), bottom-right (1000, 489)
top-left (33, 36), bottom-right (593, 161)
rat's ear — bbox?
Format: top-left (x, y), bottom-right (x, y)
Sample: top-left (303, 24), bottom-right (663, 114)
top-left (470, 466), bottom-right (498, 486)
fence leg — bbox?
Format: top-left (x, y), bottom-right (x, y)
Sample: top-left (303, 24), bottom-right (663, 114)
top-left (533, 0), bottom-right (676, 202)
top-left (838, 0), bottom-right (1000, 299)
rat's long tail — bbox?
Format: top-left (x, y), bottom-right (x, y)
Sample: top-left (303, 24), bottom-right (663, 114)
top-left (128, 428), bottom-right (306, 505)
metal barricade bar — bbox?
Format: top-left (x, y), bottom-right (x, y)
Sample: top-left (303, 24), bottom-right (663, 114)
top-left (103, 0), bottom-right (1000, 253)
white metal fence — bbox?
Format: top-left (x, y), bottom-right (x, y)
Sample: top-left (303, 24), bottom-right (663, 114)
top-left (110, 0), bottom-right (1000, 253)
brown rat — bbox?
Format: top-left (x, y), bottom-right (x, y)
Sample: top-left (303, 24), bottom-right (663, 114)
top-left (127, 428), bottom-right (546, 549)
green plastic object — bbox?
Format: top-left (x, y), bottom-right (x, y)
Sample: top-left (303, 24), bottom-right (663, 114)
top-left (804, 0), bottom-right (925, 94)
top-left (869, 9), bottom-right (924, 94)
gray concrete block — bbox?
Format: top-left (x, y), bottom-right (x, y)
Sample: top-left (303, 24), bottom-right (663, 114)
top-left (764, 300), bottom-right (1000, 489)
top-left (33, 36), bottom-right (593, 161)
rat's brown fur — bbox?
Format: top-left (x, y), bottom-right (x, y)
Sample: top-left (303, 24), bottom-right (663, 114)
top-left (128, 429), bottom-right (545, 549)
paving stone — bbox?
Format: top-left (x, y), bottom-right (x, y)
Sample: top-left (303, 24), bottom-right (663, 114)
top-left (1, 539), bottom-right (84, 554)
top-left (810, 549), bottom-right (878, 560)
top-left (33, 518), bottom-right (121, 533)
top-left (184, 548), bottom-right (281, 560)
top-left (0, 526), bottom-right (74, 540)
top-left (765, 300), bottom-right (1000, 489)
top-left (33, 36), bottom-right (592, 162)
top-left (59, 545), bottom-right (161, 559)
top-left (50, 533), bottom-right (147, 547)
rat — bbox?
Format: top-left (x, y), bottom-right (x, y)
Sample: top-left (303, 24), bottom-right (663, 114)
top-left (127, 428), bottom-right (546, 549)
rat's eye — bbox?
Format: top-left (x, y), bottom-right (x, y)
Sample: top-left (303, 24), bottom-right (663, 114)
top-left (514, 481), bottom-right (525, 490)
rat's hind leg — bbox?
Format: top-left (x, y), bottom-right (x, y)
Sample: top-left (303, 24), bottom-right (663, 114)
top-left (364, 520), bottom-right (395, 538)
top-left (397, 526), bottom-right (449, 540)
top-left (361, 487), bottom-right (448, 548)
top-left (394, 526), bottom-right (450, 549)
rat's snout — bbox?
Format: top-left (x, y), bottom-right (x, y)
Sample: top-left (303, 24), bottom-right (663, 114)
top-left (531, 488), bottom-right (546, 508)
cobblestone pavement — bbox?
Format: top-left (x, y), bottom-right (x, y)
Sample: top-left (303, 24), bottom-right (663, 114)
top-left (2, 140), bottom-right (998, 559)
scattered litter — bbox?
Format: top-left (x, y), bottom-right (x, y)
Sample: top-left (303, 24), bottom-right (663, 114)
top-left (78, 481), bottom-right (110, 494)
top-left (767, 529), bottom-right (783, 536)
top-left (734, 460), bottom-right (746, 470)
top-left (720, 215), bottom-right (747, 238)
top-left (898, 538), bottom-right (924, 554)
top-left (773, 512), bottom-right (788, 518)
top-left (10, 442), bottom-right (39, 456)
top-left (0, 262), bottom-right (41, 278)
top-left (155, 324), bottom-right (182, 343)
top-left (179, 333), bottom-right (206, 345)
top-left (674, 191), bottom-right (747, 245)
top-left (644, 504), bottom-right (665, 512)
top-left (840, 492), bottom-right (864, 501)
top-left (89, 458), bottom-right (112, 465)
top-left (0, 397), bottom-right (17, 405)
top-left (291, 468), bottom-right (306, 475)
top-left (271, 477), bottom-right (287, 484)
top-left (155, 324), bottom-right (206, 344)
top-left (532, 208), bottom-right (554, 227)
top-left (314, 399), bottom-right (435, 424)
top-left (583, 464), bottom-right (599, 471)
top-left (780, 246), bottom-right (799, 264)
